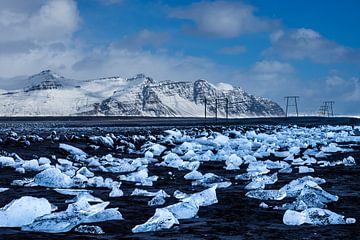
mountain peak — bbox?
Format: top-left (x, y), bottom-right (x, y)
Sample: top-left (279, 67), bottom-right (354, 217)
top-left (126, 73), bottom-right (155, 84)
top-left (28, 70), bottom-right (64, 82)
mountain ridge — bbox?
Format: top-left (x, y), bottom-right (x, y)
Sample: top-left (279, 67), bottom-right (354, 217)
top-left (0, 70), bottom-right (284, 117)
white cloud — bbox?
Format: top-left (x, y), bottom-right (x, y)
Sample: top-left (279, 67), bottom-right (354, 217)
top-left (112, 29), bottom-right (170, 50)
top-left (0, 0), bottom-right (80, 43)
top-left (266, 28), bottom-right (360, 64)
top-left (218, 45), bottom-right (247, 55)
top-left (252, 60), bottom-right (294, 74)
top-left (169, 1), bottom-right (279, 38)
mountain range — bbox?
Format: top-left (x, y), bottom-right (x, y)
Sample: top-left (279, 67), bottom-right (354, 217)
top-left (0, 70), bottom-right (284, 117)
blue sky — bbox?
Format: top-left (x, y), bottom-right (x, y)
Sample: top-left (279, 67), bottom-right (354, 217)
top-left (0, 0), bottom-right (359, 115)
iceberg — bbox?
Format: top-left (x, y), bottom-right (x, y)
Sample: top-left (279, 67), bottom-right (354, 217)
top-left (132, 208), bottom-right (179, 233)
top-left (0, 196), bottom-right (53, 227)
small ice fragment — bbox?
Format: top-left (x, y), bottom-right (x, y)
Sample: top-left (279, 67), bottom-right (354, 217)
top-left (132, 208), bottom-right (179, 233)
top-left (298, 166), bottom-right (315, 173)
top-left (59, 143), bottom-right (87, 157)
top-left (148, 195), bottom-right (166, 206)
top-left (0, 156), bottom-right (15, 168)
top-left (184, 170), bottom-right (203, 180)
top-left (346, 218), bottom-right (356, 224)
top-left (259, 202), bottom-right (269, 208)
top-left (283, 210), bottom-right (306, 225)
top-left (0, 188), bottom-right (9, 193)
top-left (165, 201), bottom-right (199, 219)
top-left (173, 190), bottom-right (188, 199)
top-left (109, 183), bottom-right (123, 197)
top-left (74, 225), bottom-right (104, 235)
top-left (343, 156), bottom-right (356, 166)
top-left (77, 167), bottom-right (95, 178)
top-left (246, 189), bottom-right (286, 201)
top-left (182, 185), bottom-right (218, 207)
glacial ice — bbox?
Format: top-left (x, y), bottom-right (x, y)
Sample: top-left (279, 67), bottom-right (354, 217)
top-left (245, 189), bottom-right (286, 200)
top-left (283, 208), bottom-right (355, 226)
top-left (192, 173), bottom-right (232, 188)
top-left (132, 208), bottom-right (179, 233)
top-left (165, 201), bottom-right (199, 219)
top-left (22, 199), bottom-right (123, 233)
top-left (59, 143), bottom-right (87, 158)
top-left (182, 185), bottom-right (218, 207)
top-left (0, 156), bottom-right (15, 168)
top-left (34, 168), bottom-right (73, 188)
top-left (245, 173), bottom-right (278, 190)
top-left (0, 196), bottom-right (53, 227)
top-left (0, 188), bottom-right (9, 193)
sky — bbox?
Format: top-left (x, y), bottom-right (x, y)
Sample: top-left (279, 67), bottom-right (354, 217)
top-left (0, 0), bottom-right (359, 115)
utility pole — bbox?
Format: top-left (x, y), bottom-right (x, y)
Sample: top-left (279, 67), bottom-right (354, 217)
top-left (204, 97), bottom-right (207, 120)
top-left (284, 96), bottom-right (299, 117)
top-left (225, 98), bottom-right (229, 120)
top-left (215, 98), bottom-right (218, 121)
top-left (324, 101), bottom-right (335, 117)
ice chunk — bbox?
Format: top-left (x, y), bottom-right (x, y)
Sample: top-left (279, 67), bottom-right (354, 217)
top-left (225, 154), bottom-right (243, 170)
top-left (283, 185), bottom-right (338, 210)
top-left (298, 166), bottom-right (315, 173)
top-left (77, 167), bottom-right (95, 178)
top-left (148, 144), bottom-right (166, 156)
top-left (165, 201), bottom-right (199, 219)
top-left (343, 156), bottom-right (356, 166)
top-left (321, 143), bottom-right (342, 153)
top-left (0, 156), bottom-right (15, 168)
top-left (22, 160), bottom-right (41, 171)
top-left (184, 170), bottom-right (203, 180)
top-left (132, 208), bottom-right (179, 233)
top-left (74, 225), bottom-right (104, 234)
top-left (148, 195), bottom-right (166, 206)
top-left (259, 202), bottom-right (269, 208)
top-left (280, 176), bottom-right (326, 197)
top-left (283, 208), bottom-right (354, 226)
top-left (109, 183), bottom-right (123, 197)
top-left (247, 161), bottom-right (270, 175)
top-left (34, 168), bottom-right (73, 188)
top-left (119, 168), bottom-right (158, 186)
top-left (246, 189), bottom-right (286, 200)
top-left (22, 199), bottom-right (123, 233)
top-left (192, 173), bottom-right (231, 188)
top-left (182, 186), bottom-right (218, 207)
top-left (89, 136), bottom-right (114, 148)
top-left (245, 173), bottom-right (278, 190)
top-left (0, 188), bottom-right (9, 193)
top-left (173, 190), bottom-right (188, 199)
top-left (59, 143), bottom-right (87, 158)
top-left (0, 196), bottom-right (52, 227)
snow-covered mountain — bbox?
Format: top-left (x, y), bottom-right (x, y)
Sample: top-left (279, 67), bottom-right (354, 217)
top-left (0, 70), bottom-right (284, 117)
